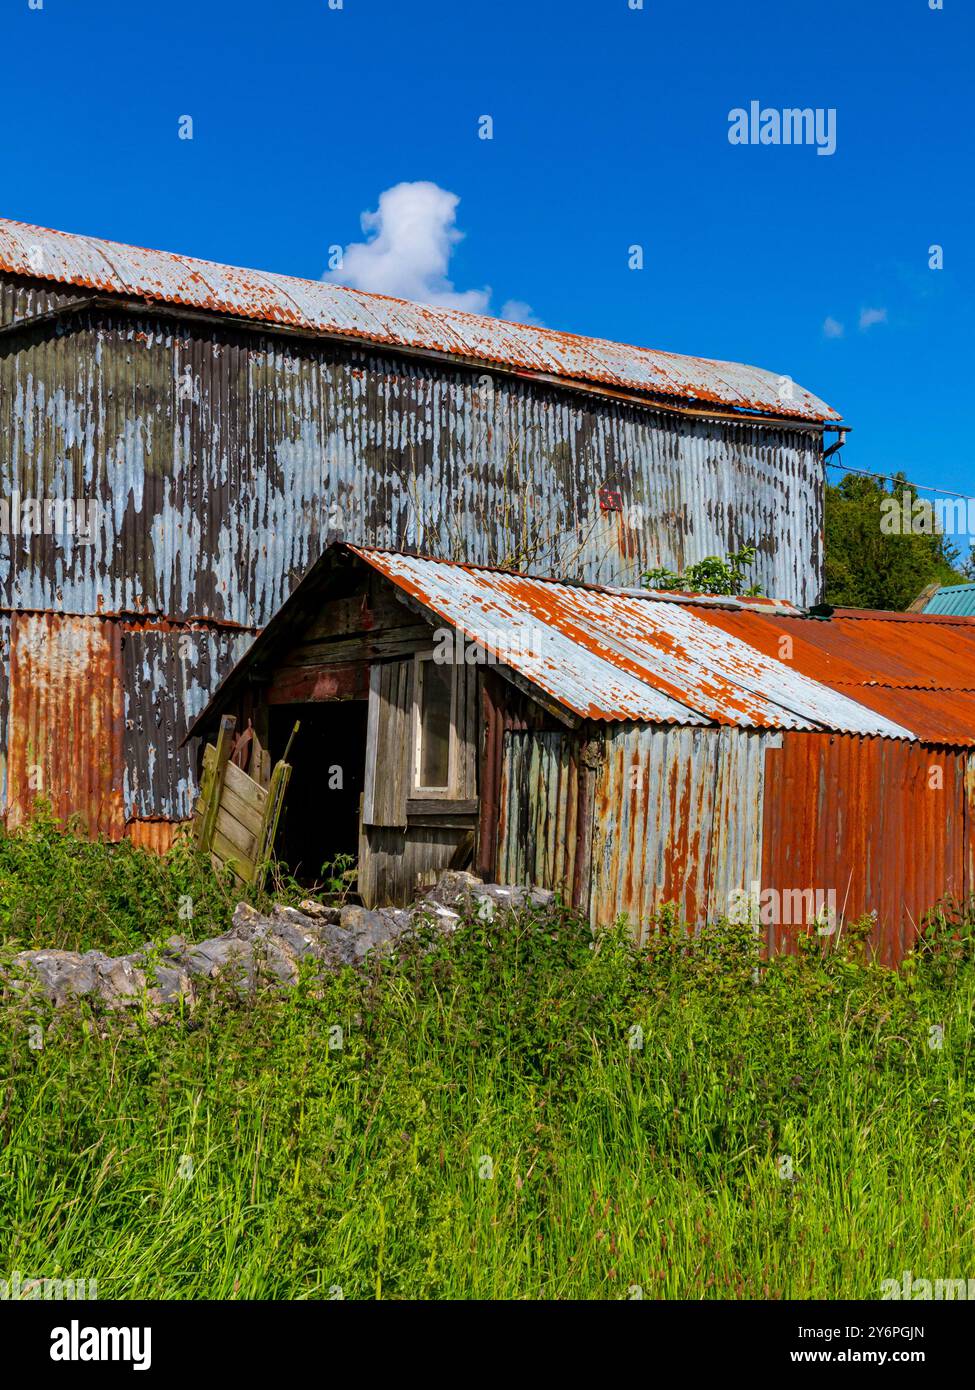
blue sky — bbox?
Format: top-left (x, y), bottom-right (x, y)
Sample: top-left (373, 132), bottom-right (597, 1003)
top-left (2, 0), bottom-right (972, 554)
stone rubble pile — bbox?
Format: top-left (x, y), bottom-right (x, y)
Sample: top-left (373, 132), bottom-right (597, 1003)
top-left (4, 872), bottom-right (555, 1012)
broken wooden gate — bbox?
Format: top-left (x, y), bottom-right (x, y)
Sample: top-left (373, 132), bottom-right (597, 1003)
top-left (192, 715), bottom-right (294, 884)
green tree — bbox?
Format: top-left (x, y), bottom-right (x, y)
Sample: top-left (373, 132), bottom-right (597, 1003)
top-left (824, 472), bottom-right (965, 610)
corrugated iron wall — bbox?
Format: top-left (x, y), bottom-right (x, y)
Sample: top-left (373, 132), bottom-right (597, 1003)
top-left (0, 608), bottom-right (253, 840)
top-left (497, 723), bottom-right (769, 937)
top-left (125, 819), bottom-right (182, 854)
top-left (0, 277), bottom-right (81, 332)
top-left (760, 732), bottom-right (974, 966)
top-left (496, 720), bottom-right (974, 963)
top-left (0, 275), bottom-right (824, 838)
top-left (0, 288), bottom-right (825, 619)
top-left (5, 612), bottom-right (125, 836)
top-left (120, 622), bottom-right (255, 820)
top-left (589, 724), bottom-right (769, 938)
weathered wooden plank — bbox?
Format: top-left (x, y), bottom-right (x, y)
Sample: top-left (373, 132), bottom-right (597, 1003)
top-left (252, 708), bottom-right (272, 789)
top-left (210, 811), bottom-right (254, 867)
top-left (198, 716), bottom-right (235, 853)
top-left (458, 664), bottom-right (478, 799)
top-left (253, 758), bottom-right (292, 885)
top-left (223, 758), bottom-right (268, 811)
top-left (267, 663), bottom-right (370, 705)
top-left (285, 626), bottom-right (432, 667)
top-left (211, 827), bottom-right (256, 883)
top-left (388, 659), bottom-right (412, 824)
top-left (296, 589), bottom-right (416, 643)
top-left (407, 798), bottom-right (478, 817)
top-left (363, 657), bottom-right (413, 829)
top-left (448, 830), bottom-right (476, 870)
top-left (301, 594), bottom-right (371, 641)
top-left (362, 664), bottom-right (383, 825)
top-left (215, 804), bottom-right (259, 859)
top-left (219, 780), bottom-right (265, 838)
top-left (406, 816), bottom-right (478, 830)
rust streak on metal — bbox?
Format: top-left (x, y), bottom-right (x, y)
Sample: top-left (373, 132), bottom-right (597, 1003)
top-left (6, 613), bottom-right (125, 837)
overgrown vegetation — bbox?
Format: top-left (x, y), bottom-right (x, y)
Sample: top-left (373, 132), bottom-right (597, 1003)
top-left (0, 803), bottom-right (314, 956)
top-left (644, 544), bottom-right (761, 597)
top-left (1, 818), bottom-right (973, 1299)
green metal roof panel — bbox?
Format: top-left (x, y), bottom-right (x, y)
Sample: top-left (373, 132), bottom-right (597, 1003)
top-left (921, 585), bottom-right (975, 616)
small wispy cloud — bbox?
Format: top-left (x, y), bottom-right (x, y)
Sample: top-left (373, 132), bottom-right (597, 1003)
top-left (500, 299), bottom-right (545, 328)
top-left (822, 316), bottom-right (844, 339)
top-left (858, 306), bottom-right (888, 332)
top-left (324, 181), bottom-right (538, 324)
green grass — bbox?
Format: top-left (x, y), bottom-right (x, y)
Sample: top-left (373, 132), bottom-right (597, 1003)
top-left (1, 816), bottom-right (974, 1299)
top-left (0, 803), bottom-right (308, 955)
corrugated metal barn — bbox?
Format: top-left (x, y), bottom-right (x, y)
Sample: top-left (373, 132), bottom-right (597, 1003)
top-left (0, 216), bottom-right (841, 843)
top-left (189, 544), bottom-right (975, 966)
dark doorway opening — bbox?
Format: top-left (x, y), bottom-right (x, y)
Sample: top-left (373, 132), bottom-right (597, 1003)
top-left (269, 700), bottom-right (368, 887)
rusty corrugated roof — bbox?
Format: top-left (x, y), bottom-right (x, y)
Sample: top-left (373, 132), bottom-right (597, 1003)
top-left (189, 546), bottom-right (975, 746)
top-left (693, 605), bottom-right (975, 746)
top-left (348, 549), bottom-right (917, 738)
top-left (0, 216), bottom-right (840, 423)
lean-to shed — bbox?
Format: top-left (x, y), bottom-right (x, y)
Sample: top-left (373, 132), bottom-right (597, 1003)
top-left (0, 216), bottom-right (841, 844)
top-left (189, 544), bottom-right (975, 965)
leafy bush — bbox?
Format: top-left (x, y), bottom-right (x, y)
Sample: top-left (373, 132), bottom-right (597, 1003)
top-left (643, 544), bottom-right (761, 597)
top-left (0, 802), bottom-right (308, 955)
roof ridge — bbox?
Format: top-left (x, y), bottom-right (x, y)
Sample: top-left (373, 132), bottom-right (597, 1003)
top-left (0, 214), bottom-right (840, 423)
top-left (347, 545), bottom-right (802, 612)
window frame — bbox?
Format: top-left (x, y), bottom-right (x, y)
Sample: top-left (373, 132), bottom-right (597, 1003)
top-left (411, 651), bottom-right (458, 798)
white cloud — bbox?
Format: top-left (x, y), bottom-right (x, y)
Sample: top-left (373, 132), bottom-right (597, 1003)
top-left (324, 181), bottom-right (490, 312)
top-left (324, 181), bottom-right (537, 324)
top-left (822, 316), bottom-right (844, 339)
top-left (859, 306), bottom-right (888, 331)
top-left (501, 299), bottom-right (545, 328)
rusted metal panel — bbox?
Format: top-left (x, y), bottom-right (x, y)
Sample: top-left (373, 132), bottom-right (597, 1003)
top-left (695, 607), bottom-right (975, 746)
top-left (0, 217), bottom-right (840, 423)
top-left (918, 584), bottom-right (975, 617)
top-left (589, 724), bottom-right (768, 939)
top-left (125, 818), bottom-right (184, 854)
top-left (348, 548), bottom-right (914, 736)
top-left (121, 622), bottom-right (255, 821)
top-left (5, 612), bottom-right (125, 836)
top-left (476, 668), bottom-right (538, 881)
top-left (495, 717), bottom-right (971, 960)
top-left (761, 733), bottom-right (972, 966)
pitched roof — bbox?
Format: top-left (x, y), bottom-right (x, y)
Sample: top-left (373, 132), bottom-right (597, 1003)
top-left (188, 546), bottom-right (975, 747)
top-left (0, 216), bottom-right (840, 424)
